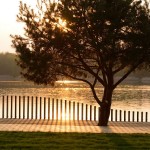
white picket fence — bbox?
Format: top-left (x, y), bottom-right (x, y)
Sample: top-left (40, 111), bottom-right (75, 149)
top-left (0, 96), bottom-right (149, 122)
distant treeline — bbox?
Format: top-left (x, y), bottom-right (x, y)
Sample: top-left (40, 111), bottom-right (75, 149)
top-left (0, 53), bottom-right (20, 77)
top-left (0, 53), bottom-right (149, 78)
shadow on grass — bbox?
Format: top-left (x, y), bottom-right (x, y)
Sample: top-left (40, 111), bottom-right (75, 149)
top-left (104, 133), bottom-right (132, 149)
top-left (0, 132), bottom-right (150, 149)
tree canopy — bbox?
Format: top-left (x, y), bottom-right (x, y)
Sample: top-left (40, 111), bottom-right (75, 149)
top-left (12, 0), bottom-right (150, 125)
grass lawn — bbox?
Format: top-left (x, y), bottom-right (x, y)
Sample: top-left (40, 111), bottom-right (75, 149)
top-left (0, 132), bottom-right (149, 149)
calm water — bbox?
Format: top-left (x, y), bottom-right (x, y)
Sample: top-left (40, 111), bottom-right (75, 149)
top-left (0, 81), bottom-right (150, 113)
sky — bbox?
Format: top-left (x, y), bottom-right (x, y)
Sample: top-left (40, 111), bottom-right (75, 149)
top-left (0, 0), bottom-right (37, 53)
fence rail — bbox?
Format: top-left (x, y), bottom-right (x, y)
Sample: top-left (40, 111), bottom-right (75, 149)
top-left (0, 96), bottom-right (149, 123)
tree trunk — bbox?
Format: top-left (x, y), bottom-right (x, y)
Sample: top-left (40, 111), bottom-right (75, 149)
top-left (98, 103), bottom-right (111, 126)
top-left (98, 86), bottom-right (113, 126)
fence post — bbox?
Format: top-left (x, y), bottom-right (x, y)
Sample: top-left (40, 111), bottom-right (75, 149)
top-left (94, 106), bottom-right (96, 121)
top-left (2, 96), bottom-right (4, 118)
top-left (27, 96), bottom-right (29, 119)
top-left (81, 103), bottom-right (84, 121)
top-left (44, 97), bottom-right (46, 120)
top-left (89, 105), bottom-right (92, 121)
top-left (73, 102), bottom-right (75, 120)
top-left (124, 111), bottom-right (126, 122)
top-left (115, 110), bottom-right (117, 122)
top-left (48, 98), bottom-right (50, 120)
top-left (31, 96), bottom-right (33, 119)
top-left (119, 110), bottom-right (122, 122)
top-left (6, 96), bottom-right (8, 118)
top-left (56, 99), bottom-right (58, 120)
top-left (15, 96), bottom-right (17, 119)
top-left (69, 101), bottom-right (71, 120)
top-left (52, 98), bottom-right (54, 120)
top-left (23, 96), bottom-right (25, 119)
top-left (111, 109), bottom-right (113, 121)
top-left (146, 112), bottom-right (148, 122)
top-left (77, 102), bottom-right (79, 120)
top-left (86, 104), bottom-right (88, 121)
top-left (128, 111), bottom-right (130, 122)
top-left (39, 97), bottom-right (42, 120)
top-left (65, 100), bottom-right (67, 120)
top-left (98, 107), bottom-right (101, 125)
top-left (132, 111), bottom-right (134, 122)
top-left (11, 96), bottom-right (13, 119)
top-left (35, 97), bottom-right (38, 119)
top-left (60, 99), bottom-right (62, 120)
top-left (141, 112), bottom-right (143, 122)
top-left (137, 111), bottom-right (139, 122)
top-left (19, 96), bottom-right (21, 119)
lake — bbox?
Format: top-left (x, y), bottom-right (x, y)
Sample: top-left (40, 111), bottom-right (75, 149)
top-left (0, 81), bottom-right (150, 114)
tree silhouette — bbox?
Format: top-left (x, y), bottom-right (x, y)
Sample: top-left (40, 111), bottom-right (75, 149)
top-left (12, 0), bottom-right (150, 126)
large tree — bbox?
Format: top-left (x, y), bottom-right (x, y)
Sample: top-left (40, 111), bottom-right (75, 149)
top-left (12, 0), bottom-right (150, 126)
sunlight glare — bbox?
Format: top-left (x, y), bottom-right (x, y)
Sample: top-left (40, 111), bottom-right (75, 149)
top-left (57, 18), bottom-right (68, 32)
top-left (58, 18), bottom-right (67, 28)
top-left (61, 112), bottom-right (70, 120)
top-left (56, 80), bottom-right (72, 84)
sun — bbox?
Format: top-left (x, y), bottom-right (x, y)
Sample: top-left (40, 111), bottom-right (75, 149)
top-left (56, 18), bottom-right (68, 32)
top-left (58, 18), bottom-right (67, 28)
top-left (55, 18), bottom-right (71, 32)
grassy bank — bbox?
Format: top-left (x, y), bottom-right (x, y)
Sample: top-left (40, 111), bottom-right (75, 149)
top-left (0, 132), bottom-right (149, 149)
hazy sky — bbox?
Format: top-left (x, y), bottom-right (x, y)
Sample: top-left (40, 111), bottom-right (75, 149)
top-left (0, 0), bottom-right (37, 53)
top-left (0, 0), bottom-right (148, 54)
